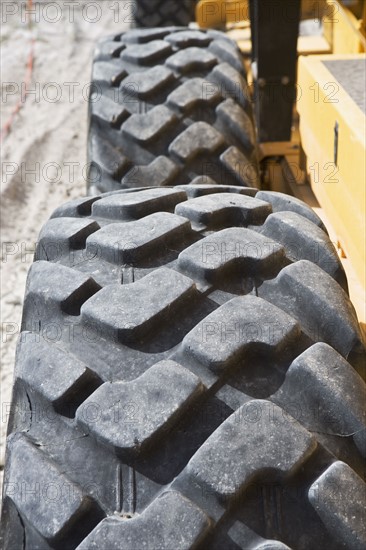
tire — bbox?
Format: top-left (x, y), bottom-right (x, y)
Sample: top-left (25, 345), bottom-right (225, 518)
top-left (88, 28), bottom-right (258, 194)
top-left (133, 0), bottom-right (196, 28)
top-left (1, 185), bottom-right (365, 549)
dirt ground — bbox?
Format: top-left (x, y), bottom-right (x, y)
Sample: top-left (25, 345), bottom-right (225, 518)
top-left (0, 0), bottom-right (132, 493)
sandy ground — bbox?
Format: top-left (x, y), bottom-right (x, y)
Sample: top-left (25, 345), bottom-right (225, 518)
top-left (0, 0), bottom-right (132, 493)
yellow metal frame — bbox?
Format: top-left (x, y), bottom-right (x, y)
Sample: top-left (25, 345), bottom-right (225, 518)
top-left (196, 0), bottom-right (365, 54)
top-left (196, 0), bottom-right (249, 28)
top-left (297, 53), bottom-right (366, 294)
top-left (323, 0), bottom-right (366, 53)
top-left (196, 0), bottom-right (332, 28)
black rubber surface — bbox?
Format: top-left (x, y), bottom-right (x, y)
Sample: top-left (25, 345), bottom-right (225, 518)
top-left (133, 0), bottom-right (196, 28)
top-left (1, 185), bottom-right (365, 549)
top-left (88, 28), bottom-right (258, 193)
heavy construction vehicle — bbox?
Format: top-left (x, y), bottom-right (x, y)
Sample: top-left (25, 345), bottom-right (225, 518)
top-left (1, 1), bottom-right (365, 549)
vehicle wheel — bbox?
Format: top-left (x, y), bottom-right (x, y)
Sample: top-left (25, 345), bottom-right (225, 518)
top-left (1, 185), bottom-right (365, 549)
top-left (133, 0), bottom-right (196, 28)
top-left (88, 28), bottom-right (257, 193)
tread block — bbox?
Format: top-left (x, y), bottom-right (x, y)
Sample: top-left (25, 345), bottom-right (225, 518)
top-left (50, 197), bottom-right (101, 219)
top-left (167, 77), bottom-right (221, 113)
top-left (259, 211), bottom-right (347, 290)
top-left (258, 260), bottom-right (364, 363)
top-left (210, 62), bottom-right (251, 110)
top-left (273, 343), bottom-right (366, 456)
top-left (86, 212), bottom-right (191, 265)
top-left (23, 261), bottom-right (101, 317)
top-left (77, 490), bottom-right (211, 550)
top-left (81, 267), bottom-right (196, 343)
top-left (187, 399), bottom-right (316, 501)
top-left (94, 40), bottom-right (125, 61)
top-left (216, 98), bottom-right (255, 155)
top-left (209, 39), bottom-right (244, 74)
top-left (76, 361), bottom-right (204, 454)
top-left (91, 95), bottom-right (129, 128)
top-left (16, 336), bottom-right (101, 410)
top-left (220, 146), bottom-right (259, 186)
top-left (92, 188), bottom-right (186, 220)
top-left (120, 65), bottom-right (175, 98)
top-left (178, 227), bottom-right (285, 284)
top-left (35, 218), bottom-right (100, 261)
top-left (5, 436), bottom-right (100, 544)
top-left (308, 461), bottom-right (366, 548)
top-left (175, 193), bottom-right (270, 226)
top-left (90, 133), bottom-right (131, 179)
top-left (121, 40), bottom-right (172, 65)
top-left (177, 179), bottom-right (257, 197)
top-left (256, 191), bottom-right (327, 232)
top-left (182, 295), bottom-right (300, 373)
top-left (166, 47), bottom-right (217, 73)
top-left (122, 105), bottom-right (177, 144)
top-left (165, 30), bottom-right (212, 48)
top-left (122, 156), bottom-right (180, 187)
top-left (92, 60), bottom-right (127, 86)
top-left (122, 28), bottom-right (172, 44)
top-left (169, 122), bottom-right (224, 162)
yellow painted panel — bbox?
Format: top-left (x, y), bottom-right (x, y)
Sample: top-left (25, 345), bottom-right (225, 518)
top-left (196, 0), bottom-right (249, 28)
top-left (196, 0), bottom-right (226, 28)
top-left (196, 0), bottom-right (328, 28)
top-left (323, 0), bottom-right (366, 53)
top-left (298, 54), bottom-right (366, 290)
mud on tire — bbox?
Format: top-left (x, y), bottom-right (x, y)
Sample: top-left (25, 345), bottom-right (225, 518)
top-left (1, 185), bottom-right (365, 549)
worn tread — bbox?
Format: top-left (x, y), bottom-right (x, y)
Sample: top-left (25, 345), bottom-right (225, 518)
top-left (16, 336), bottom-right (102, 414)
top-left (88, 28), bottom-right (257, 193)
top-left (186, 400), bottom-right (317, 501)
top-left (81, 267), bottom-right (196, 343)
top-left (272, 343), bottom-right (366, 458)
top-left (182, 295), bottom-right (300, 374)
top-left (76, 361), bottom-right (204, 456)
top-left (1, 185), bottom-right (365, 550)
top-left (77, 491), bottom-right (211, 550)
top-left (175, 192), bottom-right (270, 226)
top-left (309, 461), bottom-right (366, 549)
top-left (255, 210), bottom-right (347, 291)
top-left (4, 436), bottom-right (103, 548)
top-left (178, 229), bottom-right (286, 285)
top-left (258, 260), bottom-right (364, 374)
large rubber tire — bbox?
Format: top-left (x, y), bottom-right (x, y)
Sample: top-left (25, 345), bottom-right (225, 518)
top-left (1, 185), bottom-right (365, 549)
top-left (88, 28), bottom-right (258, 194)
top-left (133, 0), bottom-right (196, 27)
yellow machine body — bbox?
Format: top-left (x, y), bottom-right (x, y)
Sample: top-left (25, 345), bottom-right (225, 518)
top-left (196, 0), bottom-right (249, 28)
top-left (297, 53), bottom-right (366, 293)
top-left (323, 0), bottom-right (366, 53)
top-left (197, 0), bottom-right (365, 53)
top-left (196, 0), bottom-right (335, 28)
